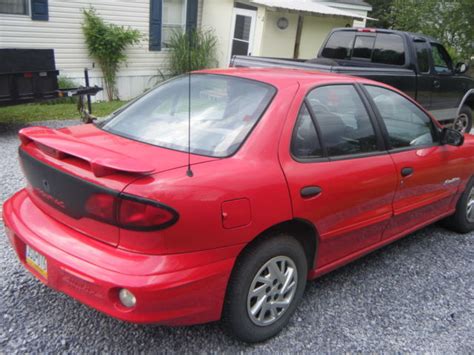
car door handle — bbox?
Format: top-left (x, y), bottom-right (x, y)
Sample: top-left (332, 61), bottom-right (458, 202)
top-left (300, 186), bottom-right (322, 198)
top-left (433, 80), bottom-right (441, 89)
top-left (401, 167), bottom-right (414, 177)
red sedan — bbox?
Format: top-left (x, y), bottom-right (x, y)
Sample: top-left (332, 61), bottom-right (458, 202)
top-left (3, 68), bottom-right (473, 343)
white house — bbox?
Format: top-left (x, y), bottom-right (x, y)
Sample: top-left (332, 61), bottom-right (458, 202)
top-left (203, 0), bottom-right (373, 67)
top-left (0, 0), bottom-right (372, 101)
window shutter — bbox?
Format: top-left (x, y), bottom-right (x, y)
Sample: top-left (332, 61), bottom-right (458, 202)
top-left (149, 0), bottom-right (162, 51)
top-left (186, 0), bottom-right (198, 33)
top-left (31, 0), bottom-right (49, 21)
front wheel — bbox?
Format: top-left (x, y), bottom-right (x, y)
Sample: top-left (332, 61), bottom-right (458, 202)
top-left (452, 105), bottom-right (472, 133)
top-left (222, 234), bottom-right (308, 343)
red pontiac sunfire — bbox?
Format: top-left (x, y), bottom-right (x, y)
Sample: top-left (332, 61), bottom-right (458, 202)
top-left (3, 68), bottom-right (474, 342)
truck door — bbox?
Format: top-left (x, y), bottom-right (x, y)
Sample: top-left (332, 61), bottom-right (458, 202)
top-left (413, 39), bottom-right (432, 109)
top-left (429, 43), bottom-right (460, 120)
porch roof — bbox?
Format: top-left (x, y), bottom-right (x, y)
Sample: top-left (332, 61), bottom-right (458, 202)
top-left (250, 0), bottom-right (375, 20)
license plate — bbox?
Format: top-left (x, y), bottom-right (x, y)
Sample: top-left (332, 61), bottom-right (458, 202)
top-left (26, 245), bottom-right (48, 279)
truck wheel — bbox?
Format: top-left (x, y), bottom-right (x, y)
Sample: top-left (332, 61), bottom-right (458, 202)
top-left (441, 178), bottom-right (474, 234)
top-left (222, 234), bottom-right (308, 343)
top-left (453, 105), bottom-right (472, 133)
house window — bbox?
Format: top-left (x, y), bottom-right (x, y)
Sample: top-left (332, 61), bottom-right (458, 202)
top-left (162, 0), bottom-right (187, 48)
top-left (0, 0), bottom-right (29, 15)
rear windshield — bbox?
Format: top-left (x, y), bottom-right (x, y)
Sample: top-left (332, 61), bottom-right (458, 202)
top-left (321, 31), bottom-right (406, 66)
top-left (100, 74), bottom-right (276, 157)
top-left (321, 31), bottom-right (354, 59)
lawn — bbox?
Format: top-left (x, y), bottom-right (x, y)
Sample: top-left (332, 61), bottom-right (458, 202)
top-left (0, 100), bottom-right (127, 124)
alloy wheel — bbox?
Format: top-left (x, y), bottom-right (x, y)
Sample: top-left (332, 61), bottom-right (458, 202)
top-left (247, 256), bottom-right (298, 326)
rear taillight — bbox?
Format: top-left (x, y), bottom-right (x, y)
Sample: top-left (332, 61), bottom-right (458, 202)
top-left (85, 193), bottom-right (178, 231)
top-left (85, 193), bottom-right (116, 223)
top-left (118, 195), bottom-right (178, 230)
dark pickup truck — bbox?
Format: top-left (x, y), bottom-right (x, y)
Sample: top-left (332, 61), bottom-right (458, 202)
top-left (231, 28), bottom-right (474, 133)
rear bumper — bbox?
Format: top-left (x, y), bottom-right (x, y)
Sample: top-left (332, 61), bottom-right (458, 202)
top-left (2, 189), bottom-right (240, 326)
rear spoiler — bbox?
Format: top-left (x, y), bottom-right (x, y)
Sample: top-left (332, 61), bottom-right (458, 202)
top-left (19, 127), bottom-right (155, 177)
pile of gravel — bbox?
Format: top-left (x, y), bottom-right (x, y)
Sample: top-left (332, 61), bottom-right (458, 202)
top-left (0, 120), bottom-right (473, 353)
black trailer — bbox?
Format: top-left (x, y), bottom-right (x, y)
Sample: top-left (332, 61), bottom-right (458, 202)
top-left (0, 49), bottom-right (102, 122)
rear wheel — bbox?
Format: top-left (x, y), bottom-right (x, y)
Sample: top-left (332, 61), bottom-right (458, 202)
top-left (452, 105), bottom-right (472, 133)
top-left (222, 234), bottom-right (308, 343)
top-left (442, 178), bottom-right (474, 233)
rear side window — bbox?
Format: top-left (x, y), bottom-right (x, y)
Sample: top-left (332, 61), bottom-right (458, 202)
top-left (365, 85), bottom-right (437, 149)
top-left (415, 41), bottom-right (430, 73)
top-left (372, 33), bottom-right (405, 66)
top-left (306, 85), bottom-right (378, 157)
top-left (101, 74), bottom-right (275, 158)
top-left (321, 31), bottom-right (355, 59)
top-left (291, 105), bottom-right (322, 159)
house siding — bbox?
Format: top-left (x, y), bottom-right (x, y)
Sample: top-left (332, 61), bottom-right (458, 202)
top-left (0, 0), bottom-right (203, 100)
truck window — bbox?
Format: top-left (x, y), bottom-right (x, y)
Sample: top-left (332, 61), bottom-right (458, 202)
top-left (431, 43), bottom-right (453, 74)
top-left (352, 36), bottom-right (375, 60)
top-left (372, 33), bottom-right (405, 66)
top-left (414, 42), bottom-right (430, 73)
top-left (321, 31), bottom-right (355, 60)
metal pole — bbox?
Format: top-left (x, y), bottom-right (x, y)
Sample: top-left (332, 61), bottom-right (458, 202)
top-left (84, 68), bottom-right (92, 114)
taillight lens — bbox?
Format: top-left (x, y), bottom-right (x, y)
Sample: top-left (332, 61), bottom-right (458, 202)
top-left (118, 196), bottom-right (178, 230)
top-left (85, 193), bottom-right (178, 231)
top-left (85, 193), bottom-right (116, 223)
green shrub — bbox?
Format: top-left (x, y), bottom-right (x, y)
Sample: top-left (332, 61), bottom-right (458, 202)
top-left (82, 8), bottom-right (141, 101)
top-left (58, 76), bottom-right (78, 90)
top-left (166, 29), bottom-right (218, 77)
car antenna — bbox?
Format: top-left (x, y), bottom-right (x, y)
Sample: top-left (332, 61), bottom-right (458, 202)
top-left (186, 29), bottom-right (194, 178)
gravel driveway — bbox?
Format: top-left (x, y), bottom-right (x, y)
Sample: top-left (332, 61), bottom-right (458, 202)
top-left (1, 120), bottom-right (473, 353)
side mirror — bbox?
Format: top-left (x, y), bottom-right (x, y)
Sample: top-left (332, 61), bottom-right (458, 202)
top-left (455, 62), bottom-right (469, 74)
top-left (441, 128), bottom-right (464, 146)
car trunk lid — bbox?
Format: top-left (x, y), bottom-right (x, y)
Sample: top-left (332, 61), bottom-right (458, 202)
top-left (18, 124), bottom-right (216, 247)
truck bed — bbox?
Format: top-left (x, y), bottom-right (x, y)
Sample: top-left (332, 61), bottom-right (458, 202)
top-left (231, 55), bottom-right (417, 100)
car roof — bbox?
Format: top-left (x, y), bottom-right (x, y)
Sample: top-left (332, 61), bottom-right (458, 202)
top-left (196, 67), bottom-right (379, 89)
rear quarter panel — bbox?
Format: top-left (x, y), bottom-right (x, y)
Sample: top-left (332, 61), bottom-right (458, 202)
top-left (119, 83), bottom-right (300, 254)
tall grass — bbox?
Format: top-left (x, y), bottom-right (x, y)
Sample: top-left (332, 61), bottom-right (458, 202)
top-left (167, 29), bottom-right (218, 77)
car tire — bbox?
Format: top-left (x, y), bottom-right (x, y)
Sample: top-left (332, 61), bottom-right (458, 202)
top-left (441, 178), bottom-right (474, 234)
top-left (453, 105), bottom-right (472, 133)
top-left (222, 233), bottom-right (308, 343)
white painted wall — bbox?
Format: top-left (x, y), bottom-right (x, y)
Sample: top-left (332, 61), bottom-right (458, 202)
top-left (200, 0), bottom-right (234, 68)
top-left (259, 10), bottom-right (299, 58)
top-left (0, 0), bottom-right (203, 101)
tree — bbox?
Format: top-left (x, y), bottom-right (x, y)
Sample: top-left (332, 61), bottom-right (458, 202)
top-left (366, 0), bottom-right (395, 29)
top-left (82, 8), bottom-right (141, 101)
top-left (367, 0), bottom-right (474, 62)
top-left (393, 0), bottom-right (473, 61)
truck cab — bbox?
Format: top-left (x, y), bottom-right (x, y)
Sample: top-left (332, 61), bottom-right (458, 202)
top-left (318, 28), bottom-right (474, 131)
